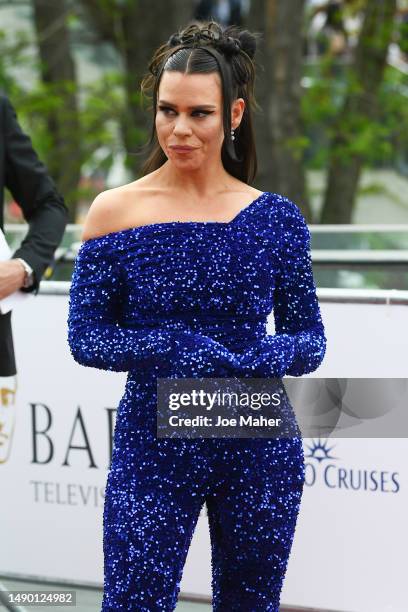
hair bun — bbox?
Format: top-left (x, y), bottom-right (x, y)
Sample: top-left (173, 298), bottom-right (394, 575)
top-left (216, 35), bottom-right (242, 57)
top-left (220, 25), bottom-right (257, 60)
top-left (237, 31), bottom-right (257, 60)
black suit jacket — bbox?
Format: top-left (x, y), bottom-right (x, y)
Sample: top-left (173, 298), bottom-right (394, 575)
top-left (0, 94), bottom-right (68, 376)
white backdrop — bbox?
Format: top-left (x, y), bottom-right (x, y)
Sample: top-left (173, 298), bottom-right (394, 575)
top-left (0, 289), bottom-right (407, 612)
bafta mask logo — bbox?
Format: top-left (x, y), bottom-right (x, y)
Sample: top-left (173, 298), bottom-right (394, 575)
top-left (0, 376), bottom-right (17, 463)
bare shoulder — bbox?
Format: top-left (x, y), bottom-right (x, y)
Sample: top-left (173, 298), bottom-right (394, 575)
top-left (81, 187), bottom-right (123, 241)
top-left (80, 181), bottom-right (151, 241)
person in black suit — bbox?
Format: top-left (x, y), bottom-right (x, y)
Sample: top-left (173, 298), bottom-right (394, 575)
top-left (0, 93), bottom-right (68, 376)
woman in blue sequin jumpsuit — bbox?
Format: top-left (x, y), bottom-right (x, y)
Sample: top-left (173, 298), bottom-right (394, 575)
top-left (67, 21), bottom-right (327, 612)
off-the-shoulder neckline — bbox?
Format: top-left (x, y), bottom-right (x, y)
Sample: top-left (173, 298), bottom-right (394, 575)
top-left (81, 191), bottom-right (271, 245)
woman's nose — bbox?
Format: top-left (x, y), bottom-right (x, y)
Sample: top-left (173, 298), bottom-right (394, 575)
top-left (173, 114), bottom-right (192, 135)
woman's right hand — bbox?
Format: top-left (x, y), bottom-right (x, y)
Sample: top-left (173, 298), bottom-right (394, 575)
top-left (238, 334), bottom-right (295, 378)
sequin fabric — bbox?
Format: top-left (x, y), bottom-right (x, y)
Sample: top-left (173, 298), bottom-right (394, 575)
top-left (67, 191), bottom-right (327, 611)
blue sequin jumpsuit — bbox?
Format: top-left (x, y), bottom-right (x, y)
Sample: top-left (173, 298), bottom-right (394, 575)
top-left (67, 191), bottom-right (327, 611)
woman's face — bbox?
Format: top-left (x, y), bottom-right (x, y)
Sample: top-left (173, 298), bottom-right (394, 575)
top-left (155, 70), bottom-right (244, 171)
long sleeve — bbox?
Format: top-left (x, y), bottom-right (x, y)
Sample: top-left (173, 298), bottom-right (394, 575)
top-left (272, 197), bottom-right (326, 376)
top-left (2, 95), bottom-right (68, 294)
top-left (239, 197), bottom-right (327, 377)
top-left (67, 237), bottom-right (240, 375)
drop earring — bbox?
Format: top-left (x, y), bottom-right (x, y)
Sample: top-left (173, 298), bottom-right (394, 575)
top-left (231, 128), bottom-right (235, 141)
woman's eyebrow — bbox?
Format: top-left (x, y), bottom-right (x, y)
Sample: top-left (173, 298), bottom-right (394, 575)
top-left (158, 100), bottom-right (217, 109)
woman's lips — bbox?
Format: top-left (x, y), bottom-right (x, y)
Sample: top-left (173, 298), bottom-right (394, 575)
top-left (170, 146), bottom-right (196, 152)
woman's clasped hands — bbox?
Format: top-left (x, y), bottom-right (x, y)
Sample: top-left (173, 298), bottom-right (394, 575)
top-left (171, 332), bottom-right (295, 380)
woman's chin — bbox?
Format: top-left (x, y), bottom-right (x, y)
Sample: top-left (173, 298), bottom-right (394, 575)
top-left (169, 157), bottom-right (202, 170)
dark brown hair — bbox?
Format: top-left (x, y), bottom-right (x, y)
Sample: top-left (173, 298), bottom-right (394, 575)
top-left (137, 21), bottom-right (262, 184)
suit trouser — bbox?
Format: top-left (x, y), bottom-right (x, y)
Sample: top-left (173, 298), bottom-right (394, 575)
top-left (0, 311), bottom-right (17, 376)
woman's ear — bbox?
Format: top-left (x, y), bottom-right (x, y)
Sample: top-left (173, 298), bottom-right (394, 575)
top-left (231, 97), bottom-right (245, 129)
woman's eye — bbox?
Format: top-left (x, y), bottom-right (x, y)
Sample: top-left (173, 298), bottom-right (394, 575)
top-left (158, 106), bottom-right (210, 118)
top-left (159, 107), bottom-right (176, 115)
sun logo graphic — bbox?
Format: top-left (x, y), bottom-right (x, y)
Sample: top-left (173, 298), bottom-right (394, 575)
top-left (304, 437), bottom-right (338, 463)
